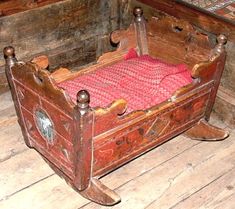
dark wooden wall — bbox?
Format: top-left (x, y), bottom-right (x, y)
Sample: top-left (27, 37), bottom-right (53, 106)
top-left (0, 0), bottom-right (65, 16)
top-left (0, 0), bottom-right (132, 93)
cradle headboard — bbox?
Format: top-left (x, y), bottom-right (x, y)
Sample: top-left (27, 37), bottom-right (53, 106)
top-left (110, 7), bottom-right (213, 68)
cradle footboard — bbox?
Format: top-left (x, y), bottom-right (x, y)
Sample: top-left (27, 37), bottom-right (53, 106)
top-left (4, 48), bottom-right (124, 205)
top-left (3, 47), bottom-right (95, 191)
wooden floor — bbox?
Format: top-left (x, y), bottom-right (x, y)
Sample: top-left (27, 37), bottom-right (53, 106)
top-left (0, 91), bottom-right (235, 209)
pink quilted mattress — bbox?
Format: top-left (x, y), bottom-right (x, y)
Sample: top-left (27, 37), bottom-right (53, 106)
top-left (58, 50), bottom-right (192, 113)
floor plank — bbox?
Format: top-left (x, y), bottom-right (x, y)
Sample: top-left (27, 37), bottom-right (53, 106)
top-left (171, 167), bottom-right (235, 209)
top-left (145, 138), bottom-right (235, 209)
top-left (0, 92), bottom-right (13, 112)
top-left (0, 92), bottom-right (17, 127)
top-left (0, 150), bottom-right (54, 201)
top-left (0, 175), bottom-right (88, 209)
top-left (0, 133), bottom-right (199, 209)
top-left (0, 123), bottom-right (26, 162)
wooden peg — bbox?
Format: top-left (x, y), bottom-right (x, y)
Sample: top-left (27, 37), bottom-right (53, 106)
top-left (76, 89), bottom-right (90, 115)
top-left (133, 7), bottom-right (144, 23)
top-left (210, 34), bottom-right (227, 60)
top-left (3, 46), bottom-right (17, 68)
top-left (215, 34), bottom-right (227, 54)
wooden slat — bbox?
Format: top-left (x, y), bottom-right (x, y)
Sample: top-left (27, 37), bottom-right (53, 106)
top-left (136, 0), bottom-right (235, 41)
top-left (145, 140), bottom-right (235, 209)
top-left (0, 72), bottom-right (8, 94)
top-left (171, 167), bottom-right (235, 209)
top-left (0, 0), bottom-right (65, 17)
top-left (0, 124), bottom-right (26, 162)
top-left (0, 107), bottom-right (17, 127)
top-left (0, 92), bottom-right (25, 162)
top-left (0, 0), bottom-right (128, 93)
top-left (214, 86), bottom-right (235, 128)
top-left (0, 92), bottom-right (13, 112)
top-left (0, 175), bottom-right (88, 209)
top-left (0, 150), bottom-right (54, 200)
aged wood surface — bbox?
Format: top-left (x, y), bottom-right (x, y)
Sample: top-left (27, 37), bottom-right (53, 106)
top-left (0, 91), bottom-right (234, 209)
top-left (213, 86), bottom-right (235, 128)
top-left (221, 41), bottom-right (235, 92)
top-left (136, 0), bottom-right (235, 41)
top-left (0, 0), bottom-right (130, 93)
top-left (0, 0), bottom-right (65, 17)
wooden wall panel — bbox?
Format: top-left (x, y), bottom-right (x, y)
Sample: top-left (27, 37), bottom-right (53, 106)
top-left (0, 0), bottom-right (65, 17)
top-left (0, 0), bottom-right (131, 93)
top-left (137, 0), bottom-right (235, 41)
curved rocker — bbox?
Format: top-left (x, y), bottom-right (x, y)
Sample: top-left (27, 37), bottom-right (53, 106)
top-left (80, 178), bottom-right (121, 206)
top-left (184, 119), bottom-right (229, 141)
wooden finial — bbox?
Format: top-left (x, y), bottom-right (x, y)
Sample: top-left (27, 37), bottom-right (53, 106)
top-left (215, 34), bottom-right (227, 54)
top-left (210, 34), bottom-right (227, 60)
top-left (76, 90), bottom-right (90, 114)
top-left (133, 7), bottom-right (144, 22)
top-left (3, 46), bottom-right (17, 67)
top-left (3, 46), bottom-right (15, 58)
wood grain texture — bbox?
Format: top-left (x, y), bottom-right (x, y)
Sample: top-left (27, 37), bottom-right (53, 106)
top-left (213, 86), bottom-right (235, 128)
top-left (221, 41), bottom-right (235, 92)
top-left (171, 167), bottom-right (235, 209)
top-left (137, 0), bottom-right (235, 40)
top-left (0, 0), bottom-right (130, 92)
top-left (0, 0), bottom-right (65, 17)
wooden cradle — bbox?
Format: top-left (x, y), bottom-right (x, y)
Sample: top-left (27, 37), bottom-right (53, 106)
top-left (4, 8), bottom-right (229, 206)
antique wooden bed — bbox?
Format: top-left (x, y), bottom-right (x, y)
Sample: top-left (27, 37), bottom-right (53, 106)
top-left (4, 7), bottom-right (229, 206)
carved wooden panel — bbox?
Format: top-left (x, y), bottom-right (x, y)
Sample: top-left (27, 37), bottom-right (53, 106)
top-left (93, 84), bottom-right (212, 176)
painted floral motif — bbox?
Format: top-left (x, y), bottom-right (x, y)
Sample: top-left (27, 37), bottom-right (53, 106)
top-left (35, 109), bottom-right (54, 144)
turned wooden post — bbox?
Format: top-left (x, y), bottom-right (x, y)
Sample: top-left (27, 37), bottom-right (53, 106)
top-left (3, 46), bottom-right (32, 147)
top-left (73, 90), bottom-right (94, 191)
top-left (206, 34), bottom-right (227, 119)
top-left (133, 7), bottom-right (149, 55)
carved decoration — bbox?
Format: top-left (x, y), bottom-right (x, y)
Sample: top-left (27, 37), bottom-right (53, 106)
top-left (145, 117), bottom-right (171, 141)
